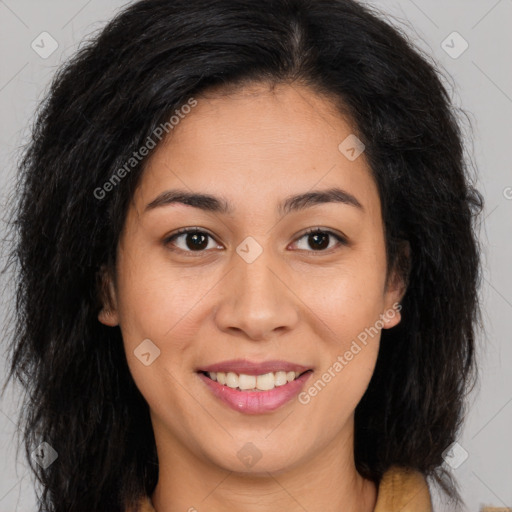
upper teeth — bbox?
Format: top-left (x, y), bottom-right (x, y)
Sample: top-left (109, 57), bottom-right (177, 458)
top-left (207, 371), bottom-right (301, 391)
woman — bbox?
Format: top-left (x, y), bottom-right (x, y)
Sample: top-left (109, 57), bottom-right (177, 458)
top-left (2, 0), bottom-right (482, 511)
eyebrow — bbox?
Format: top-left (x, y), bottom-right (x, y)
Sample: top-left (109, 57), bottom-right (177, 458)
top-left (145, 186), bottom-right (364, 215)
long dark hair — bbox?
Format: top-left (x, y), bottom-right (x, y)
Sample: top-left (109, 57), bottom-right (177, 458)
top-left (2, 0), bottom-right (483, 510)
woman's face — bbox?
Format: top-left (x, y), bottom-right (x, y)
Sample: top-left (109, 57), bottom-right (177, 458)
top-left (99, 83), bottom-right (404, 475)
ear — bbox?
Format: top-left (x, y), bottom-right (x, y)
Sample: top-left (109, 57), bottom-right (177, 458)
top-left (382, 240), bottom-right (410, 329)
top-left (96, 264), bottom-right (119, 327)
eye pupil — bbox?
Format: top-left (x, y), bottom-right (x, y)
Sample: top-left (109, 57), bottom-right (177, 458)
top-left (169, 228), bottom-right (342, 254)
top-left (309, 232), bottom-right (329, 250)
top-left (186, 232), bottom-right (208, 251)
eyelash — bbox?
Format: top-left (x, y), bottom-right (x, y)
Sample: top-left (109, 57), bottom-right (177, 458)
top-left (163, 227), bottom-right (348, 256)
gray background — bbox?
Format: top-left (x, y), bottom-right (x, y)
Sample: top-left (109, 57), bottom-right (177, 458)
top-left (0, 1), bottom-right (511, 510)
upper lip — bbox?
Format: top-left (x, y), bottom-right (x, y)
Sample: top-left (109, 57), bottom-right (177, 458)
top-left (197, 359), bottom-right (312, 376)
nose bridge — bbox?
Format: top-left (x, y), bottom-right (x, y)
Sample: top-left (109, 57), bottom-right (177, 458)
top-left (235, 240), bottom-right (282, 310)
top-left (214, 239), bottom-right (299, 339)
top-left (239, 246), bottom-right (277, 297)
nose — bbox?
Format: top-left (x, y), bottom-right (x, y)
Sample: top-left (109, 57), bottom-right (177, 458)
top-left (214, 245), bottom-right (300, 341)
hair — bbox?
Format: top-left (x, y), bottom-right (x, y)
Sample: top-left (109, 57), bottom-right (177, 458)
top-left (1, 0), bottom-right (483, 510)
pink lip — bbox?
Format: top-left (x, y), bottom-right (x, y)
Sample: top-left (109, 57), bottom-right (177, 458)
top-left (197, 370), bottom-right (313, 414)
top-left (197, 359), bottom-right (312, 376)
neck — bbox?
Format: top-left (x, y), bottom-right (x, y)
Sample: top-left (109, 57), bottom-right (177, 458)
top-left (150, 418), bottom-right (377, 512)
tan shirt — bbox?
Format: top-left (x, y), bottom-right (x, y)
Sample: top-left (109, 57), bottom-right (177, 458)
top-left (133, 465), bottom-right (432, 512)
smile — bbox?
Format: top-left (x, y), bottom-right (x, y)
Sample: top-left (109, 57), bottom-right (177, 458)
top-left (201, 370), bottom-right (309, 391)
top-left (197, 369), bottom-right (313, 414)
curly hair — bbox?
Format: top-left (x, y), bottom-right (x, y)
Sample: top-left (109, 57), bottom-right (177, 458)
top-left (2, 0), bottom-right (483, 510)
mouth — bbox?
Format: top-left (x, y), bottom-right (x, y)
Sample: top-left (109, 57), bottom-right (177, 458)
top-left (196, 365), bottom-right (314, 414)
top-left (197, 369), bottom-right (313, 392)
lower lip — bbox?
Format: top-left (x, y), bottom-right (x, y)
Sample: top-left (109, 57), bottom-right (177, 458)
top-left (198, 371), bottom-right (313, 414)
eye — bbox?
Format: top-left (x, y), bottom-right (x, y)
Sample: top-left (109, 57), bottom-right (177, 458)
top-left (164, 227), bottom-right (221, 254)
top-left (291, 228), bottom-right (347, 252)
top-left (164, 227), bottom-right (348, 255)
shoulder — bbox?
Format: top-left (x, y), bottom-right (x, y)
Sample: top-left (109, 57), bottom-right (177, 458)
top-left (374, 465), bottom-right (433, 512)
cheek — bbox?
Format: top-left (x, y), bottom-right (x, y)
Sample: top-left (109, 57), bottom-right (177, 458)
top-left (298, 275), bottom-right (383, 433)
top-left (116, 233), bottom-right (388, 354)
top-left (300, 346), bottom-right (378, 444)
top-left (298, 257), bottom-right (387, 341)
top-left (115, 246), bottom-right (207, 341)
top-left (114, 253), bottom-right (208, 436)
top-left (293, 254), bottom-right (385, 408)
top-left (309, 274), bottom-right (382, 389)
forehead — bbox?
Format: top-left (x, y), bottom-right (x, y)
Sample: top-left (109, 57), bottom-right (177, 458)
top-left (134, 83), bottom-right (380, 219)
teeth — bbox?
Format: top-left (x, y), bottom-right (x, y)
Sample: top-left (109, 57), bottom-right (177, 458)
top-left (238, 373), bottom-right (256, 390)
top-left (206, 370), bottom-right (302, 391)
top-left (275, 371), bottom-right (289, 386)
top-left (225, 372), bottom-right (239, 388)
top-left (256, 372), bottom-right (274, 391)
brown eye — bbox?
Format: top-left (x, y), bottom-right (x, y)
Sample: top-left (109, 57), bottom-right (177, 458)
top-left (292, 228), bottom-right (347, 252)
top-left (165, 228), bottom-right (220, 253)
top-left (164, 226), bottom-right (347, 256)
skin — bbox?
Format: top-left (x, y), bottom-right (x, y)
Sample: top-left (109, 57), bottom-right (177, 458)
top-left (99, 82), bottom-right (407, 512)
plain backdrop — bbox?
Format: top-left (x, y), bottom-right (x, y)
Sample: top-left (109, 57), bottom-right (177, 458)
top-left (0, 1), bottom-right (511, 511)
